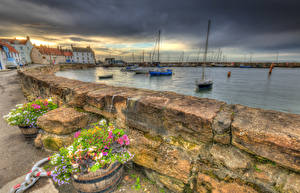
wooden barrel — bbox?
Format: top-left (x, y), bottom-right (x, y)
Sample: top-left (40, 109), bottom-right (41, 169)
top-left (73, 162), bottom-right (123, 193)
top-left (18, 126), bottom-right (38, 139)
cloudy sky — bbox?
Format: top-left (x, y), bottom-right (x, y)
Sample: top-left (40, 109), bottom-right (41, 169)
top-left (0, 0), bottom-right (300, 62)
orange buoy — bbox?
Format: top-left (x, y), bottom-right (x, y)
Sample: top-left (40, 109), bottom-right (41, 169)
top-left (227, 71), bottom-right (231, 77)
top-left (269, 63), bottom-right (274, 75)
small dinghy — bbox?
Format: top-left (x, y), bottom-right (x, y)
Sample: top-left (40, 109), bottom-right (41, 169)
top-left (98, 74), bottom-right (113, 79)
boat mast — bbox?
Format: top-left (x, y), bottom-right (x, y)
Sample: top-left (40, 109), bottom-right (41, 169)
top-left (157, 30), bottom-right (161, 64)
top-left (202, 19), bottom-right (211, 80)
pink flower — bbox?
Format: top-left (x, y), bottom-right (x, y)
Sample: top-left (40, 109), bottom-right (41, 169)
top-left (108, 131), bottom-right (113, 139)
top-left (74, 131), bottom-right (81, 138)
top-left (117, 138), bottom-right (124, 145)
top-left (103, 152), bottom-right (108, 156)
top-left (122, 135), bottom-right (130, 145)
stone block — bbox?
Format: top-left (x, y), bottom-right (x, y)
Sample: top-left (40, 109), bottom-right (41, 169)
top-left (210, 144), bottom-right (252, 171)
top-left (41, 132), bottom-right (73, 151)
top-left (37, 107), bottom-right (88, 135)
top-left (127, 129), bottom-right (192, 183)
top-left (232, 105), bottom-right (300, 172)
top-left (196, 173), bottom-right (258, 193)
top-left (212, 105), bottom-right (233, 144)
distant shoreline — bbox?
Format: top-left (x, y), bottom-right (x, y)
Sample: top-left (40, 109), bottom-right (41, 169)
top-left (99, 62), bottom-right (300, 68)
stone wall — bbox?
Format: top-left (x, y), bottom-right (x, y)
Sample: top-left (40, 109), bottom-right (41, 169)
top-left (18, 64), bottom-right (300, 193)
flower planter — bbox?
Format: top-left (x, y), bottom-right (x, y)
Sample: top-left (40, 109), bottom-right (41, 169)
top-left (72, 162), bottom-right (124, 193)
top-left (18, 126), bottom-right (38, 139)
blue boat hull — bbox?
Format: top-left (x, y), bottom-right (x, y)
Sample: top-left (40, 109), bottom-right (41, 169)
top-left (149, 71), bottom-right (172, 76)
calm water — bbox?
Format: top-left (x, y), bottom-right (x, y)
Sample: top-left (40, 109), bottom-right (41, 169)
top-left (56, 67), bottom-right (300, 114)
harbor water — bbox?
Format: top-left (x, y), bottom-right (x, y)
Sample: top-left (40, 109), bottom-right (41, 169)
top-left (56, 67), bottom-right (300, 114)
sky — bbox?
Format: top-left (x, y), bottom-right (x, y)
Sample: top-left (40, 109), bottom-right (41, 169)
top-left (0, 0), bottom-right (300, 62)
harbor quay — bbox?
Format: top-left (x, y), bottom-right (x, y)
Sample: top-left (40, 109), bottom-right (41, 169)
top-left (8, 63), bottom-right (299, 193)
top-left (100, 61), bottom-right (300, 68)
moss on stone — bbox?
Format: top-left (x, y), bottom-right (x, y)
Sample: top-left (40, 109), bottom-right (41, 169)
top-left (169, 135), bottom-right (197, 150)
top-left (43, 137), bottom-right (61, 151)
top-left (144, 133), bottom-right (163, 142)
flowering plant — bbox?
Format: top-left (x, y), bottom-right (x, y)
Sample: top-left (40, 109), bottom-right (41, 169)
top-left (49, 120), bottom-right (134, 185)
top-left (3, 98), bottom-right (57, 127)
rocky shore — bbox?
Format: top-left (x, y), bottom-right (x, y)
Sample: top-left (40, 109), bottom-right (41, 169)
top-left (17, 64), bottom-right (300, 193)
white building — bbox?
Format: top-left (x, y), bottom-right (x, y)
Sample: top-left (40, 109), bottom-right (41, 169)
top-left (71, 45), bottom-right (95, 64)
top-left (0, 40), bottom-right (22, 69)
top-left (1, 36), bottom-right (33, 64)
top-left (0, 47), bottom-right (7, 70)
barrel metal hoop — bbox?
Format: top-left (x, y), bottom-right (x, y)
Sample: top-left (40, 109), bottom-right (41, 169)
top-left (74, 163), bottom-right (123, 184)
top-left (78, 173), bottom-right (123, 193)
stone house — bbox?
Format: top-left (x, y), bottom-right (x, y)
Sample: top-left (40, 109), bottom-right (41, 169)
top-left (71, 45), bottom-right (95, 64)
top-left (0, 36), bottom-right (33, 64)
top-left (31, 45), bottom-right (73, 65)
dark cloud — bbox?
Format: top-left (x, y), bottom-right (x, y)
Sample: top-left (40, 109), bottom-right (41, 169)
top-left (1, 0), bottom-right (300, 58)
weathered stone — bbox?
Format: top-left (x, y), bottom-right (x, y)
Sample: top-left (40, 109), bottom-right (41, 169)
top-left (127, 129), bottom-right (191, 183)
top-left (210, 144), bottom-right (252, 171)
top-left (41, 132), bottom-right (73, 151)
top-left (232, 105), bottom-right (300, 172)
top-left (37, 107), bottom-right (88, 135)
top-left (197, 173), bottom-right (258, 193)
top-left (212, 105), bottom-right (233, 144)
top-left (282, 173), bottom-right (300, 193)
top-left (164, 96), bottom-right (224, 144)
top-left (145, 169), bottom-right (185, 193)
top-left (34, 133), bottom-right (43, 148)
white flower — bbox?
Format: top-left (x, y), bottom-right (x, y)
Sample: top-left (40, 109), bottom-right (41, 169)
top-left (72, 163), bottom-right (79, 168)
top-left (48, 98), bottom-right (53, 102)
top-left (50, 154), bottom-right (59, 165)
top-left (99, 119), bottom-right (107, 126)
top-left (67, 145), bottom-right (74, 152)
top-left (95, 153), bottom-right (103, 160)
top-left (16, 104), bottom-right (23, 108)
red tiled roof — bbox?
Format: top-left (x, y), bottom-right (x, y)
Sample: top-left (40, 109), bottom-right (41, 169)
top-left (36, 46), bottom-right (73, 56)
top-left (36, 46), bottom-right (63, 56)
top-left (63, 51), bottom-right (73, 56)
top-left (0, 40), bottom-right (19, 53)
top-left (0, 39), bottom-right (28, 45)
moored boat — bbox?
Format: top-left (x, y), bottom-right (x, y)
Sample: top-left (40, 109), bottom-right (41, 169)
top-left (132, 67), bottom-right (150, 74)
top-left (149, 68), bottom-right (172, 76)
top-left (99, 74), bottom-right (113, 79)
top-left (120, 64), bottom-right (139, 72)
top-left (196, 80), bottom-right (213, 89)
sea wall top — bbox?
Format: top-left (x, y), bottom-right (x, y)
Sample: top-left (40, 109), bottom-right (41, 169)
top-left (18, 64), bottom-right (300, 174)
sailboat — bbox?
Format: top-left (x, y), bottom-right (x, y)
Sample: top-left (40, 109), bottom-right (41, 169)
top-left (149, 30), bottom-right (173, 76)
top-left (196, 19), bottom-right (213, 89)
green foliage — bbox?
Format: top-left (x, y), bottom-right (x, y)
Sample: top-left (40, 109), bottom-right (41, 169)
top-left (48, 120), bottom-right (134, 186)
top-left (132, 176), bottom-right (141, 190)
top-left (3, 98), bottom-right (57, 127)
top-left (253, 164), bottom-right (262, 172)
top-left (160, 188), bottom-right (166, 193)
top-left (256, 156), bottom-right (276, 166)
